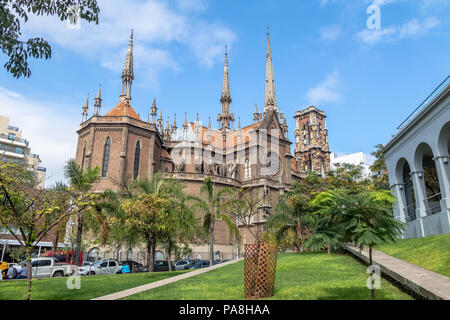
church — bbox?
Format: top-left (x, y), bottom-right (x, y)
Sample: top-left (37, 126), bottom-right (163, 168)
top-left (74, 29), bottom-right (331, 260)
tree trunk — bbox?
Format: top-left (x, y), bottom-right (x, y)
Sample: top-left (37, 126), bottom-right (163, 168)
top-left (209, 220), bottom-right (215, 267)
top-left (74, 214), bottom-right (84, 266)
top-left (25, 246), bottom-right (32, 301)
top-left (369, 246), bottom-right (375, 300)
top-left (165, 246), bottom-right (172, 271)
top-left (52, 230), bottom-right (59, 252)
top-left (297, 219), bottom-right (303, 252)
top-left (327, 242), bottom-right (331, 255)
top-left (146, 236), bottom-right (156, 272)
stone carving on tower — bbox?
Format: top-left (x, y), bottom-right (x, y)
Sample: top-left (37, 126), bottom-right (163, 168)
top-left (293, 106), bottom-right (330, 176)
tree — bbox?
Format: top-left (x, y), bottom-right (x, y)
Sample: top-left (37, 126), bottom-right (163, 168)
top-left (0, 0), bottom-right (100, 78)
top-left (64, 159), bottom-right (100, 266)
top-left (224, 187), bottom-right (263, 246)
top-left (266, 174), bottom-right (325, 252)
top-left (197, 177), bottom-right (239, 267)
top-left (311, 188), bottom-right (403, 299)
top-left (370, 144), bottom-right (389, 190)
top-left (0, 162), bottom-right (78, 299)
top-left (121, 193), bottom-right (173, 271)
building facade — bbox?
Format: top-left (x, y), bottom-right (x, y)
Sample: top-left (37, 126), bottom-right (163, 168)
top-left (74, 30), bottom-right (330, 260)
top-left (330, 151), bottom-right (372, 177)
top-left (384, 79), bottom-right (450, 239)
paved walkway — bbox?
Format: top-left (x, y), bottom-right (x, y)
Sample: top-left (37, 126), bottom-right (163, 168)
top-left (343, 243), bottom-right (450, 300)
top-left (92, 258), bottom-right (243, 300)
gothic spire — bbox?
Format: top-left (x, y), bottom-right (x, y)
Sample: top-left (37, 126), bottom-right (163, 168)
top-left (120, 29), bottom-right (134, 102)
top-left (253, 103), bottom-right (260, 122)
top-left (82, 94), bottom-right (89, 121)
top-left (150, 97), bottom-right (157, 124)
top-left (218, 45), bottom-right (234, 130)
top-left (172, 113), bottom-right (177, 131)
top-left (94, 84), bottom-right (102, 116)
top-left (264, 27), bottom-right (278, 114)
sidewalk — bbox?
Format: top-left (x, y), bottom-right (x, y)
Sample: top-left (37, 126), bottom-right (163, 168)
top-left (91, 258), bottom-right (243, 300)
top-left (343, 243), bottom-right (450, 300)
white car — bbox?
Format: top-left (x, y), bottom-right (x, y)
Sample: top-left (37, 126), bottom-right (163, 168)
top-left (77, 259), bottom-right (121, 276)
top-left (174, 259), bottom-right (194, 270)
top-left (15, 257), bottom-right (72, 278)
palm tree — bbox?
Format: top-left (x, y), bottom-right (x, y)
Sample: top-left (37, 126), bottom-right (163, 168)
top-left (267, 183), bottom-right (316, 252)
top-left (64, 159), bottom-right (100, 266)
top-left (311, 188), bottom-right (403, 299)
top-left (197, 177), bottom-right (239, 267)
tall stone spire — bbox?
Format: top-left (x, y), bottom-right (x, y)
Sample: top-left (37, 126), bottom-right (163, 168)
top-left (120, 29), bottom-right (134, 103)
top-left (157, 110), bottom-right (163, 133)
top-left (253, 103), bottom-right (261, 122)
top-left (264, 27), bottom-right (278, 114)
top-left (217, 45), bottom-right (234, 130)
top-left (94, 84), bottom-right (102, 116)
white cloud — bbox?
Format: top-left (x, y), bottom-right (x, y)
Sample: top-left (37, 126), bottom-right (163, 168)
top-left (305, 71), bottom-right (343, 106)
top-left (319, 25), bottom-right (342, 41)
top-left (21, 0), bottom-right (236, 83)
top-left (356, 16), bottom-right (440, 44)
top-left (0, 87), bottom-right (79, 187)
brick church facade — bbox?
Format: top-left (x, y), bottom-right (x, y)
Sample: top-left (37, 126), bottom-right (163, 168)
top-left (74, 30), bottom-right (330, 259)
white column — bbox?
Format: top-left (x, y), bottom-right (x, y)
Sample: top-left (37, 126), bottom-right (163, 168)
top-left (390, 184), bottom-right (407, 223)
top-left (434, 156), bottom-right (450, 211)
top-left (1, 242), bottom-right (6, 261)
top-left (410, 171), bottom-right (428, 218)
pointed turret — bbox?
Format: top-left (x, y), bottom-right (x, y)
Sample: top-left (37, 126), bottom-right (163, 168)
top-left (253, 103), bottom-right (261, 122)
top-left (94, 84), bottom-right (102, 116)
top-left (264, 27), bottom-right (278, 114)
top-left (164, 117), bottom-right (171, 141)
top-left (157, 110), bottom-right (163, 133)
top-left (217, 45), bottom-right (234, 130)
top-left (150, 98), bottom-right (157, 124)
top-left (82, 94), bottom-right (89, 122)
top-left (120, 29), bottom-right (134, 103)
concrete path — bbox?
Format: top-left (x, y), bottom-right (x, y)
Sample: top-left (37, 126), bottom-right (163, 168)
top-left (343, 243), bottom-right (450, 300)
top-left (92, 258), bottom-right (243, 300)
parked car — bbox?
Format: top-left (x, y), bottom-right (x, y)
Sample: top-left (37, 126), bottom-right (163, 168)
top-left (15, 257), bottom-right (72, 278)
top-left (174, 259), bottom-right (195, 270)
top-left (41, 250), bottom-right (83, 266)
top-left (213, 260), bottom-right (223, 265)
top-left (119, 260), bottom-right (147, 273)
top-left (77, 259), bottom-right (121, 276)
top-left (154, 260), bottom-right (175, 272)
top-left (185, 260), bottom-right (210, 269)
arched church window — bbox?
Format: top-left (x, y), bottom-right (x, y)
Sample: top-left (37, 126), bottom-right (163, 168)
top-left (102, 137), bottom-right (111, 177)
top-left (133, 140), bottom-right (140, 179)
top-left (244, 159), bottom-right (251, 179)
top-left (81, 143), bottom-right (86, 170)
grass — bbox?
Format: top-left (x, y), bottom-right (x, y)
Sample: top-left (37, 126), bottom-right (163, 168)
top-left (125, 252), bottom-right (412, 300)
top-left (0, 270), bottom-right (188, 300)
top-left (376, 233), bottom-right (450, 278)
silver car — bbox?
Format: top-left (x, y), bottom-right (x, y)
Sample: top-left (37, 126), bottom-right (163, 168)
top-left (77, 259), bottom-right (121, 276)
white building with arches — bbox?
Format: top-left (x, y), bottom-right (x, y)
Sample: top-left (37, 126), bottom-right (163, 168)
top-left (384, 79), bottom-right (450, 238)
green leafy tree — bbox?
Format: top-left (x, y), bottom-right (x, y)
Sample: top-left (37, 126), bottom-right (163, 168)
top-left (64, 159), bottom-right (100, 266)
top-left (0, 162), bottom-right (77, 299)
top-left (0, 0), bottom-right (100, 78)
top-left (370, 144), bottom-right (389, 190)
top-left (311, 188), bottom-right (403, 299)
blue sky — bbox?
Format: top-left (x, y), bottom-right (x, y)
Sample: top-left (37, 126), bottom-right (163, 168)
top-left (0, 0), bottom-right (449, 186)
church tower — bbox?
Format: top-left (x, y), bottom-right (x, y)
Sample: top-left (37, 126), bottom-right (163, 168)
top-left (263, 28), bottom-right (278, 116)
top-left (217, 45), bottom-right (235, 130)
top-left (294, 106), bottom-right (330, 176)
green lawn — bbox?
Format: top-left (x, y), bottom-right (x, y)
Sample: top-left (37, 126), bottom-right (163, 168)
top-left (0, 270), bottom-right (188, 300)
top-left (376, 233), bottom-right (450, 278)
top-left (125, 252), bottom-right (412, 300)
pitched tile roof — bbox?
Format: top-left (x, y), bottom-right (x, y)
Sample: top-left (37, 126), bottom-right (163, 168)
top-left (105, 101), bottom-right (141, 120)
